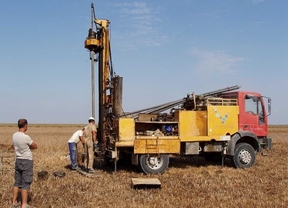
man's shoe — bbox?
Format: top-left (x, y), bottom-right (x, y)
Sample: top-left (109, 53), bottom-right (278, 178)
top-left (87, 168), bottom-right (96, 174)
top-left (11, 203), bottom-right (20, 208)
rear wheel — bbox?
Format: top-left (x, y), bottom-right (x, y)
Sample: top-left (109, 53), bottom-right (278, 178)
top-left (139, 154), bottom-right (169, 174)
top-left (233, 143), bottom-right (256, 168)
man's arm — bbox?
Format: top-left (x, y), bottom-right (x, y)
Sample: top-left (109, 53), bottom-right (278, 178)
top-left (79, 136), bottom-right (85, 146)
top-left (30, 142), bottom-right (38, 149)
top-left (92, 131), bottom-right (97, 143)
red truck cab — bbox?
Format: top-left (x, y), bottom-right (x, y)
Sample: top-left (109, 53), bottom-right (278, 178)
top-left (238, 91), bottom-right (271, 137)
top-left (221, 91), bottom-right (271, 138)
top-left (219, 91), bottom-right (272, 168)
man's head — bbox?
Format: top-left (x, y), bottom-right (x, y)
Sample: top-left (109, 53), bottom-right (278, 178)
top-left (88, 117), bottom-right (95, 124)
top-left (18, 118), bottom-right (28, 131)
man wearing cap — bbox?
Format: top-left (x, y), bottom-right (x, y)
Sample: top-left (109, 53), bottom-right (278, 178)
top-left (83, 117), bottom-right (97, 173)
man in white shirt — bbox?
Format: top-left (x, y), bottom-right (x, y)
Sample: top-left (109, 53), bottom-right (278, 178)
top-left (12, 118), bottom-right (37, 208)
top-left (68, 128), bottom-right (85, 170)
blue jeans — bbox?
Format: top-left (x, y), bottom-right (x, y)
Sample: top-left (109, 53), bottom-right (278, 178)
top-left (68, 142), bottom-right (78, 169)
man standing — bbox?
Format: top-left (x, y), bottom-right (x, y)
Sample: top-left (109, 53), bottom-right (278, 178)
top-left (12, 118), bottom-right (37, 208)
top-left (83, 117), bottom-right (97, 173)
top-left (67, 128), bottom-right (85, 170)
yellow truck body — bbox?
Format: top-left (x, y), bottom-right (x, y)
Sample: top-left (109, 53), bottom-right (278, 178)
top-left (116, 99), bottom-right (239, 154)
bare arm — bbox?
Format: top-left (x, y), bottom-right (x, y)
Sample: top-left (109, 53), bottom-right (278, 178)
top-left (79, 136), bottom-right (85, 145)
top-left (30, 142), bottom-right (38, 149)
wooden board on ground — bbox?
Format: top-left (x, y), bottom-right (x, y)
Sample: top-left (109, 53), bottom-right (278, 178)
top-left (131, 178), bottom-right (161, 189)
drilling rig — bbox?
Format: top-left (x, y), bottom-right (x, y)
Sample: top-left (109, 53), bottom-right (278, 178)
top-left (84, 4), bottom-right (123, 155)
top-left (84, 3), bottom-right (272, 174)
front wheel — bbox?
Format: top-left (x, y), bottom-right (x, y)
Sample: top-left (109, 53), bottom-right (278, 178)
top-left (139, 154), bottom-right (169, 174)
top-left (233, 143), bottom-right (256, 168)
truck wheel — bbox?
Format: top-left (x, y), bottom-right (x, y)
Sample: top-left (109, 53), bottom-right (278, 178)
top-left (139, 154), bottom-right (169, 174)
top-left (233, 143), bottom-right (256, 168)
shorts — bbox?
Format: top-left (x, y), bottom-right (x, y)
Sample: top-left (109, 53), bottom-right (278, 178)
top-left (14, 159), bottom-right (33, 190)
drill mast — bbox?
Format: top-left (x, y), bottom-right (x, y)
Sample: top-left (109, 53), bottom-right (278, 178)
top-left (84, 3), bottom-right (123, 152)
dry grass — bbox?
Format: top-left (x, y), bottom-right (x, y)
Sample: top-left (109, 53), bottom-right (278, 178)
top-left (0, 124), bottom-right (287, 208)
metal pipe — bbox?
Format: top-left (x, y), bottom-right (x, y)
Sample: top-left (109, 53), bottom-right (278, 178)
top-left (122, 99), bottom-right (184, 117)
top-left (113, 76), bottom-right (123, 116)
top-left (122, 85), bottom-right (240, 118)
top-left (201, 85), bottom-right (240, 97)
top-left (90, 3), bottom-right (96, 118)
top-left (91, 51), bottom-right (95, 118)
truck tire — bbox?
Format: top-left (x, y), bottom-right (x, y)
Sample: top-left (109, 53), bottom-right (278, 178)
top-left (233, 143), bottom-right (256, 168)
top-left (139, 154), bottom-right (169, 174)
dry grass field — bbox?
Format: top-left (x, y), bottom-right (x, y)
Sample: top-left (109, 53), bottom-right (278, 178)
top-left (0, 124), bottom-right (287, 208)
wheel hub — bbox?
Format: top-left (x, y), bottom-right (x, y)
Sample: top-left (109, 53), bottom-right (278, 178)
top-left (146, 156), bottom-right (163, 170)
top-left (238, 149), bottom-right (252, 164)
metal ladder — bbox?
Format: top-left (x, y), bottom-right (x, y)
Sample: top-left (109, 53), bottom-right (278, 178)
top-left (145, 138), bottom-right (159, 154)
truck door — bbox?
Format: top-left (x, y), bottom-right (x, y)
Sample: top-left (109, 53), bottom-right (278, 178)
top-left (240, 94), bottom-right (267, 136)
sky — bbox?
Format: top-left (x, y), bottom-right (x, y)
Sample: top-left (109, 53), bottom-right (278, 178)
top-left (0, 0), bottom-right (287, 124)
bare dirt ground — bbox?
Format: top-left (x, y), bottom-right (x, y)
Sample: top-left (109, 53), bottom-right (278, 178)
top-left (0, 124), bottom-right (287, 208)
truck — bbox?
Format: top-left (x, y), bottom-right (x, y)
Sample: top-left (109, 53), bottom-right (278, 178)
top-left (84, 4), bottom-right (272, 174)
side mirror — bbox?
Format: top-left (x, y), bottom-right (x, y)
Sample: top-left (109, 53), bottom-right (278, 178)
top-left (268, 98), bottom-right (271, 116)
top-left (262, 96), bottom-right (271, 116)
